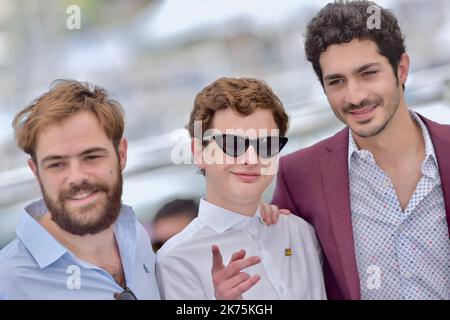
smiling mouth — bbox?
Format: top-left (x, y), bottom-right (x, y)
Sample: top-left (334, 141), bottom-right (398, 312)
top-left (68, 191), bottom-right (98, 200)
top-left (349, 104), bottom-right (378, 121)
top-left (65, 190), bottom-right (103, 206)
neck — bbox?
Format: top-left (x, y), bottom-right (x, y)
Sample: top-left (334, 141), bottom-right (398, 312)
top-left (205, 192), bottom-right (260, 217)
top-left (353, 105), bottom-right (424, 167)
top-left (40, 213), bottom-right (116, 261)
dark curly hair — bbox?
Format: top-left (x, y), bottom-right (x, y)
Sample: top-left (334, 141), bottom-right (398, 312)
top-left (304, 0), bottom-right (406, 89)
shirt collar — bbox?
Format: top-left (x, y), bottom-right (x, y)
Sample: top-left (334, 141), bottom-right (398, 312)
top-left (411, 111), bottom-right (439, 178)
top-left (197, 198), bottom-right (265, 233)
top-left (348, 110), bottom-right (439, 177)
top-left (348, 129), bottom-right (359, 165)
top-left (348, 131), bottom-right (373, 165)
top-left (16, 199), bottom-right (136, 269)
top-left (16, 199), bottom-right (68, 269)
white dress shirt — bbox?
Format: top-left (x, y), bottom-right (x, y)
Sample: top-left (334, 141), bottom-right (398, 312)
top-left (156, 198), bottom-right (326, 300)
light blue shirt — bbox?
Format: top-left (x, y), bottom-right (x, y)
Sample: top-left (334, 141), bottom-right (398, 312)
top-left (349, 111), bottom-right (450, 299)
top-left (0, 199), bottom-right (161, 300)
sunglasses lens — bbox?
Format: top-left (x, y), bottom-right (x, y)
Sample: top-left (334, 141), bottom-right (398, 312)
top-left (257, 137), bottom-right (272, 158)
top-left (258, 136), bottom-right (288, 158)
top-left (214, 135), bottom-right (288, 158)
top-left (215, 135), bottom-right (247, 157)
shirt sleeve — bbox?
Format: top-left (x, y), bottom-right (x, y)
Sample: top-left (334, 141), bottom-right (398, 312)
top-left (156, 253), bottom-right (211, 300)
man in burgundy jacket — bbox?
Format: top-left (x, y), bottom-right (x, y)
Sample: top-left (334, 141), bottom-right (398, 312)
top-left (272, 1), bottom-right (450, 300)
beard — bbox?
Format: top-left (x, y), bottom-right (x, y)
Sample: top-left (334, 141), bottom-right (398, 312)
top-left (39, 167), bottom-right (123, 236)
top-left (338, 89), bottom-right (400, 138)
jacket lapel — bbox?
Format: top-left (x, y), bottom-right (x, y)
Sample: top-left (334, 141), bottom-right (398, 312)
top-left (319, 128), bottom-right (361, 300)
top-left (420, 115), bottom-right (450, 237)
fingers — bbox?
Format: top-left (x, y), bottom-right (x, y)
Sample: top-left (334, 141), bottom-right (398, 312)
top-left (221, 255), bottom-right (261, 280)
top-left (212, 248), bottom-right (262, 300)
top-left (228, 249), bottom-right (246, 264)
top-left (260, 202), bottom-right (291, 225)
top-left (211, 245), bottom-right (224, 273)
top-left (236, 274), bottom-right (261, 295)
top-left (216, 273), bottom-right (261, 300)
top-left (260, 202), bottom-right (273, 225)
top-left (259, 202), bottom-right (267, 223)
top-left (270, 204), bottom-right (280, 224)
top-left (223, 272), bottom-right (252, 290)
top-left (261, 203), bottom-right (279, 225)
top-left (279, 209), bottom-right (292, 215)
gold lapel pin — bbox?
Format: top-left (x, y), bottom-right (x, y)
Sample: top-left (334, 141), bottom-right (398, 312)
top-left (285, 248), bottom-right (293, 256)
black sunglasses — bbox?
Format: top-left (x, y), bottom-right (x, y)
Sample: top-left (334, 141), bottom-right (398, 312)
top-left (115, 287), bottom-right (137, 300)
top-left (203, 134), bottom-right (288, 158)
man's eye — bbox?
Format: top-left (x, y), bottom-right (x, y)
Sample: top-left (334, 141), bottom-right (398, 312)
top-left (362, 70), bottom-right (377, 77)
top-left (328, 79), bottom-right (343, 86)
top-left (85, 155), bottom-right (101, 161)
top-left (48, 162), bottom-right (64, 169)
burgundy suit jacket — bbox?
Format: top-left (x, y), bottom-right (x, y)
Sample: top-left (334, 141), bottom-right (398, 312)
top-left (272, 114), bottom-right (450, 300)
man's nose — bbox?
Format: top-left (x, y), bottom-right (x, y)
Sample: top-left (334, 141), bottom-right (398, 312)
top-left (66, 161), bottom-right (89, 185)
top-left (345, 80), bottom-right (369, 107)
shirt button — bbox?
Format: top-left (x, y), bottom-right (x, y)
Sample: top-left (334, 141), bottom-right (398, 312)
top-left (404, 271), bottom-right (412, 279)
top-left (382, 180), bottom-right (390, 188)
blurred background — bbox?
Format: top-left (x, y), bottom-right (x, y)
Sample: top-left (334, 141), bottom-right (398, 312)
top-left (1, 0), bottom-right (449, 248)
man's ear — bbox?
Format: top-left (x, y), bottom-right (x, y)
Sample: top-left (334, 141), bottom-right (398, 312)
top-left (397, 53), bottom-right (410, 87)
top-left (28, 158), bottom-right (39, 179)
top-left (191, 138), bottom-right (205, 171)
top-left (118, 138), bottom-right (128, 171)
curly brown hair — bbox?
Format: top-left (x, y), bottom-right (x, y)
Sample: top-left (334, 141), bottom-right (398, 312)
top-left (13, 79), bottom-right (125, 159)
top-left (187, 77), bottom-right (289, 138)
top-left (304, 0), bottom-right (406, 89)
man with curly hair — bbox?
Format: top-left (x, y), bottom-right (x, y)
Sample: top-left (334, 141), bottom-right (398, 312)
top-left (272, 1), bottom-right (450, 300)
